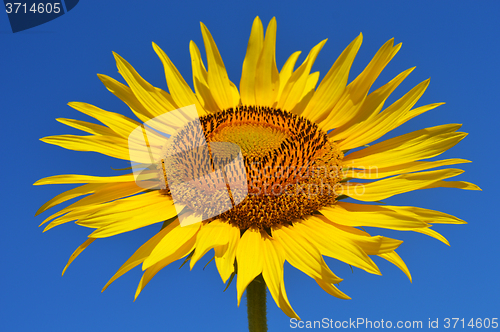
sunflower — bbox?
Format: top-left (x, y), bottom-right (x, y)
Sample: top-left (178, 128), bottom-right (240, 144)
top-left (35, 16), bottom-right (480, 323)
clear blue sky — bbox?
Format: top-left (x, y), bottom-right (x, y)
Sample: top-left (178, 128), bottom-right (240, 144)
top-left (1, 1), bottom-right (499, 331)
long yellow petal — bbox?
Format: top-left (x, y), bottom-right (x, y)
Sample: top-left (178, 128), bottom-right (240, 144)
top-left (56, 118), bottom-right (116, 136)
top-left (320, 39), bottom-right (402, 129)
top-left (190, 41), bottom-right (220, 113)
top-left (200, 22), bottom-right (235, 110)
top-left (190, 220), bottom-right (230, 269)
top-left (113, 52), bottom-right (186, 124)
top-left (320, 202), bottom-right (428, 230)
top-left (277, 40), bottom-right (327, 113)
top-left (236, 228), bottom-right (264, 305)
top-left (255, 17), bottom-right (280, 107)
top-left (98, 74), bottom-right (155, 122)
top-left (40, 134), bottom-right (132, 161)
top-left (272, 225), bottom-right (342, 284)
top-left (303, 34), bottom-right (362, 122)
top-left (341, 168), bottom-right (465, 202)
top-left (102, 219), bottom-right (179, 292)
top-left (152, 42), bottom-right (206, 116)
top-left (62, 238), bottom-right (95, 276)
top-left (40, 181), bottom-right (146, 229)
top-left (413, 227), bottom-right (450, 246)
top-left (289, 72), bottom-right (319, 115)
top-left (80, 193), bottom-right (180, 238)
top-left (335, 79), bottom-right (431, 150)
top-left (315, 278), bottom-right (351, 300)
top-left (343, 124), bottom-right (465, 168)
top-left (143, 221), bottom-right (200, 269)
top-left (324, 67), bottom-right (415, 134)
top-left (214, 222), bottom-right (240, 283)
top-left (348, 38), bottom-right (401, 104)
top-left (344, 159), bottom-right (471, 180)
top-left (34, 173), bottom-right (136, 185)
top-left (135, 233), bottom-right (196, 300)
top-left (35, 183), bottom-right (100, 216)
top-left (378, 251), bottom-right (412, 282)
top-left (374, 205), bottom-right (466, 225)
top-left (295, 217), bottom-right (382, 275)
top-left (240, 16), bottom-right (264, 106)
top-left (396, 102), bottom-right (445, 127)
top-left (277, 51), bottom-right (301, 101)
top-left (422, 180), bottom-right (482, 191)
top-left (317, 219), bottom-right (403, 255)
top-left (261, 232), bottom-right (299, 320)
top-left (67, 102), bottom-right (142, 139)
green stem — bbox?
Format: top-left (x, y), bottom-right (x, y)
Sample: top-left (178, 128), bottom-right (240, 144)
top-left (246, 274), bottom-right (267, 332)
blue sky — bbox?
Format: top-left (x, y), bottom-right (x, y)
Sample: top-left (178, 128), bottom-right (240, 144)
top-left (1, 1), bottom-right (499, 331)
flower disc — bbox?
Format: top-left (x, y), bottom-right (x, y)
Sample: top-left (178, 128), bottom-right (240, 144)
top-left (161, 106), bottom-right (344, 230)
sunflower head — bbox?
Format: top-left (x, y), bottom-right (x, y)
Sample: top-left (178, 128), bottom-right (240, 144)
top-left (35, 16), bottom-right (480, 320)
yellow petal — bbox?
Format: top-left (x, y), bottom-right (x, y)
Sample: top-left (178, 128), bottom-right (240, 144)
top-left (277, 40), bottom-right (327, 113)
top-left (254, 17), bottom-right (280, 107)
top-left (40, 181), bottom-right (146, 228)
top-left (277, 51), bottom-right (301, 101)
top-left (397, 102), bottom-right (445, 127)
top-left (261, 232), bottom-right (299, 320)
top-left (189, 41), bottom-right (220, 113)
top-left (289, 71), bottom-right (319, 115)
top-left (34, 173), bottom-right (136, 185)
top-left (344, 159), bottom-right (471, 180)
top-left (102, 219), bottom-right (179, 292)
top-left (343, 124), bottom-right (465, 168)
top-left (315, 278), bottom-right (351, 300)
top-left (62, 238), bottom-right (95, 276)
top-left (135, 233), bottom-right (196, 300)
top-left (228, 80), bottom-right (241, 108)
top-left (303, 34), bottom-right (362, 122)
top-left (376, 205), bottom-right (466, 225)
top-left (295, 217), bottom-right (381, 275)
top-left (320, 202), bottom-right (428, 230)
top-left (240, 16), bottom-right (264, 106)
top-left (35, 183), bottom-right (100, 216)
top-left (319, 220), bottom-right (403, 255)
top-left (143, 221), bottom-right (201, 269)
top-left (67, 102), bottom-right (141, 139)
top-left (214, 223), bottom-right (240, 283)
top-left (78, 192), bottom-right (180, 238)
top-left (335, 79), bottom-right (431, 150)
top-left (113, 52), bottom-right (186, 124)
top-left (423, 180), bottom-right (482, 191)
top-left (378, 251), bottom-right (412, 282)
top-left (200, 22), bottom-right (235, 110)
top-left (56, 118), bottom-right (116, 136)
top-left (413, 227), bottom-right (450, 246)
top-left (99, 74), bottom-right (155, 122)
top-left (349, 38), bottom-right (401, 102)
top-left (272, 225), bottom-right (342, 284)
top-left (190, 220), bottom-right (231, 269)
top-left (320, 39), bottom-right (402, 129)
top-left (152, 42), bottom-right (206, 116)
top-left (341, 168), bottom-right (465, 202)
top-left (40, 134), bottom-right (132, 161)
top-left (236, 228), bottom-right (264, 306)
top-left (324, 67), bottom-right (415, 134)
